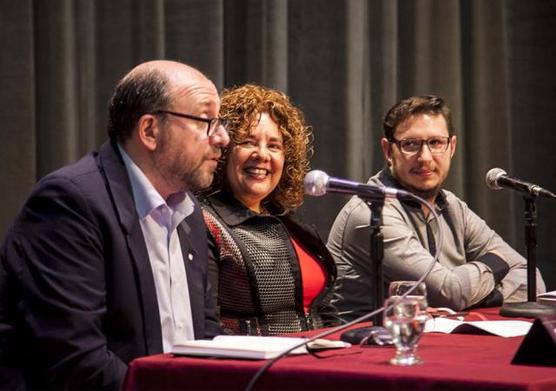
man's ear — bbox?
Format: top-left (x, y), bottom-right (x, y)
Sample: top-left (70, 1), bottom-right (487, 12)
top-left (449, 135), bottom-right (457, 158)
top-left (381, 137), bottom-right (392, 161)
top-left (137, 114), bottom-right (159, 152)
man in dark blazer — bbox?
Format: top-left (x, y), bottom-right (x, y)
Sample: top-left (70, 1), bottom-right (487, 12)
top-left (0, 60), bottom-right (229, 389)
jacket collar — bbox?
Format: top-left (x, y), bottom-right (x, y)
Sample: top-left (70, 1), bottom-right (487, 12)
top-left (98, 139), bottom-right (138, 234)
top-left (98, 138), bottom-right (163, 353)
top-left (205, 190), bottom-right (263, 226)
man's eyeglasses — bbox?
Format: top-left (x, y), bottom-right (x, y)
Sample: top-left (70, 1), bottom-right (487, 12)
top-left (151, 110), bottom-right (228, 137)
top-left (388, 136), bottom-right (451, 155)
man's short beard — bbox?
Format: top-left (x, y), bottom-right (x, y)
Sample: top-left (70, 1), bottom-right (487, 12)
top-left (184, 168), bottom-right (213, 192)
top-left (153, 131), bottom-right (207, 193)
top-left (404, 184), bottom-right (441, 203)
top-left (387, 165), bottom-right (442, 203)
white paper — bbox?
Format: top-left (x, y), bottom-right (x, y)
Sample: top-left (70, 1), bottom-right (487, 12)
top-left (537, 290), bottom-right (556, 303)
top-left (424, 317), bottom-right (532, 338)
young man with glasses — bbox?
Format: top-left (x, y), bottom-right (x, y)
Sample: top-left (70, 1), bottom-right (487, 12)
top-left (0, 60), bottom-right (229, 389)
top-left (327, 95), bottom-right (545, 321)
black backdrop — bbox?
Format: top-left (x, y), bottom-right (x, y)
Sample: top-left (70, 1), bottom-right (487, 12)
top-left (1, 0), bottom-right (555, 289)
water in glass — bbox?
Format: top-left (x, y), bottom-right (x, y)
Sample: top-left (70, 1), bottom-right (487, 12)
top-left (383, 297), bottom-right (427, 365)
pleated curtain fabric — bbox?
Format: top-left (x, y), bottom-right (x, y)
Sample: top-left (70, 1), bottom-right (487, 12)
top-left (0, 0), bottom-right (555, 288)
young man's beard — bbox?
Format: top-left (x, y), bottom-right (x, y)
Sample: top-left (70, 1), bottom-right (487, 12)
top-left (404, 183), bottom-right (442, 204)
top-left (387, 164), bottom-right (444, 204)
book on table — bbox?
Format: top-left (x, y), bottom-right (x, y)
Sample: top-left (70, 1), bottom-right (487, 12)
top-left (172, 335), bottom-right (351, 360)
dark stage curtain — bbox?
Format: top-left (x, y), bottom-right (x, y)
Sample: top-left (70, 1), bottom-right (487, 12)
top-left (1, 0), bottom-right (555, 288)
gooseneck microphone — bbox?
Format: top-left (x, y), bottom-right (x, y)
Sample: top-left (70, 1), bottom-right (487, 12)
top-left (304, 170), bottom-right (411, 200)
top-left (246, 171), bottom-right (442, 391)
top-left (485, 168), bottom-right (556, 198)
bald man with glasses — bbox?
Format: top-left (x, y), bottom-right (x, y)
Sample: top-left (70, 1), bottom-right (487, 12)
top-left (327, 95), bottom-right (545, 321)
top-left (0, 60), bottom-right (229, 389)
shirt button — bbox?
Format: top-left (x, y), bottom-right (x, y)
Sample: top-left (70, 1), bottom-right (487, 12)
top-left (188, 253), bottom-right (194, 261)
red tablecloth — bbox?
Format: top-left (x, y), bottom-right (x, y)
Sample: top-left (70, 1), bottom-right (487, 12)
top-left (123, 308), bottom-right (556, 390)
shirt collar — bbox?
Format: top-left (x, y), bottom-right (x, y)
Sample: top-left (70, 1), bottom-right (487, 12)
top-left (118, 144), bottom-right (193, 220)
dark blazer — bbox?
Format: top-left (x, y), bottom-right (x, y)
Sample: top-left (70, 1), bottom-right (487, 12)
top-left (0, 140), bottom-right (220, 390)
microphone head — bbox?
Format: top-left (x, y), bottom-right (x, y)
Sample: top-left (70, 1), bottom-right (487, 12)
top-left (485, 168), bottom-right (507, 190)
top-left (304, 170), bottom-right (329, 196)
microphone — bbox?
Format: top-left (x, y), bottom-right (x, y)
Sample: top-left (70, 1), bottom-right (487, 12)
top-left (304, 170), bottom-right (410, 200)
top-left (247, 172), bottom-right (443, 391)
top-left (485, 168), bottom-right (556, 198)
top-left (247, 175), bottom-right (443, 390)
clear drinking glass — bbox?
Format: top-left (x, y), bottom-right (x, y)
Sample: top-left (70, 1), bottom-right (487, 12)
top-left (383, 296), bottom-right (428, 366)
top-left (365, 281), bottom-right (429, 347)
top-left (388, 281), bottom-right (428, 311)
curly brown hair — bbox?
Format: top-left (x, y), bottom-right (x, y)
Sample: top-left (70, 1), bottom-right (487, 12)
top-left (213, 84), bottom-right (313, 214)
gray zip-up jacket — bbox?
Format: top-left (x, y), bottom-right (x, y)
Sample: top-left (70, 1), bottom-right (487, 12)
top-left (327, 169), bottom-right (546, 320)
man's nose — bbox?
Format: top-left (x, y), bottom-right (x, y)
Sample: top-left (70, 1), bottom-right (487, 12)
top-left (417, 142), bottom-right (433, 160)
top-left (211, 123), bottom-right (230, 147)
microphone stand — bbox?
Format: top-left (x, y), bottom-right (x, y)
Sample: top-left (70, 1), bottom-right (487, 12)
top-left (525, 196), bottom-right (537, 301)
top-left (500, 195), bottom-right (556, 317)
top-left (367, 197), bottom-right (387, 330)
top-left (340, 193), bottom-right (392, 344)
top-left (365, 196), bottom-right (386, 328)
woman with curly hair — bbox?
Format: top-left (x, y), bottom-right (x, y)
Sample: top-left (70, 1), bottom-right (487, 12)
top-left (200, 84), bottom-right (338, 335)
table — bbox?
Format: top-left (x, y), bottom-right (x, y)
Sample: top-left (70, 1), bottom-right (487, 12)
top-left (123, 308), bottom-right (556, 390)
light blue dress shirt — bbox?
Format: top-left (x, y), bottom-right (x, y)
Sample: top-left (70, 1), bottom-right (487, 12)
top-left (119, 145), bottom-right (195, 351)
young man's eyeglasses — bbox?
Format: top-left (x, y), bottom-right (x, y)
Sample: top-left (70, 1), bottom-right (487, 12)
top-left (151, 110), bottom-right (229, 137)
top-left (388, 136), bottom-right (451, 155)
